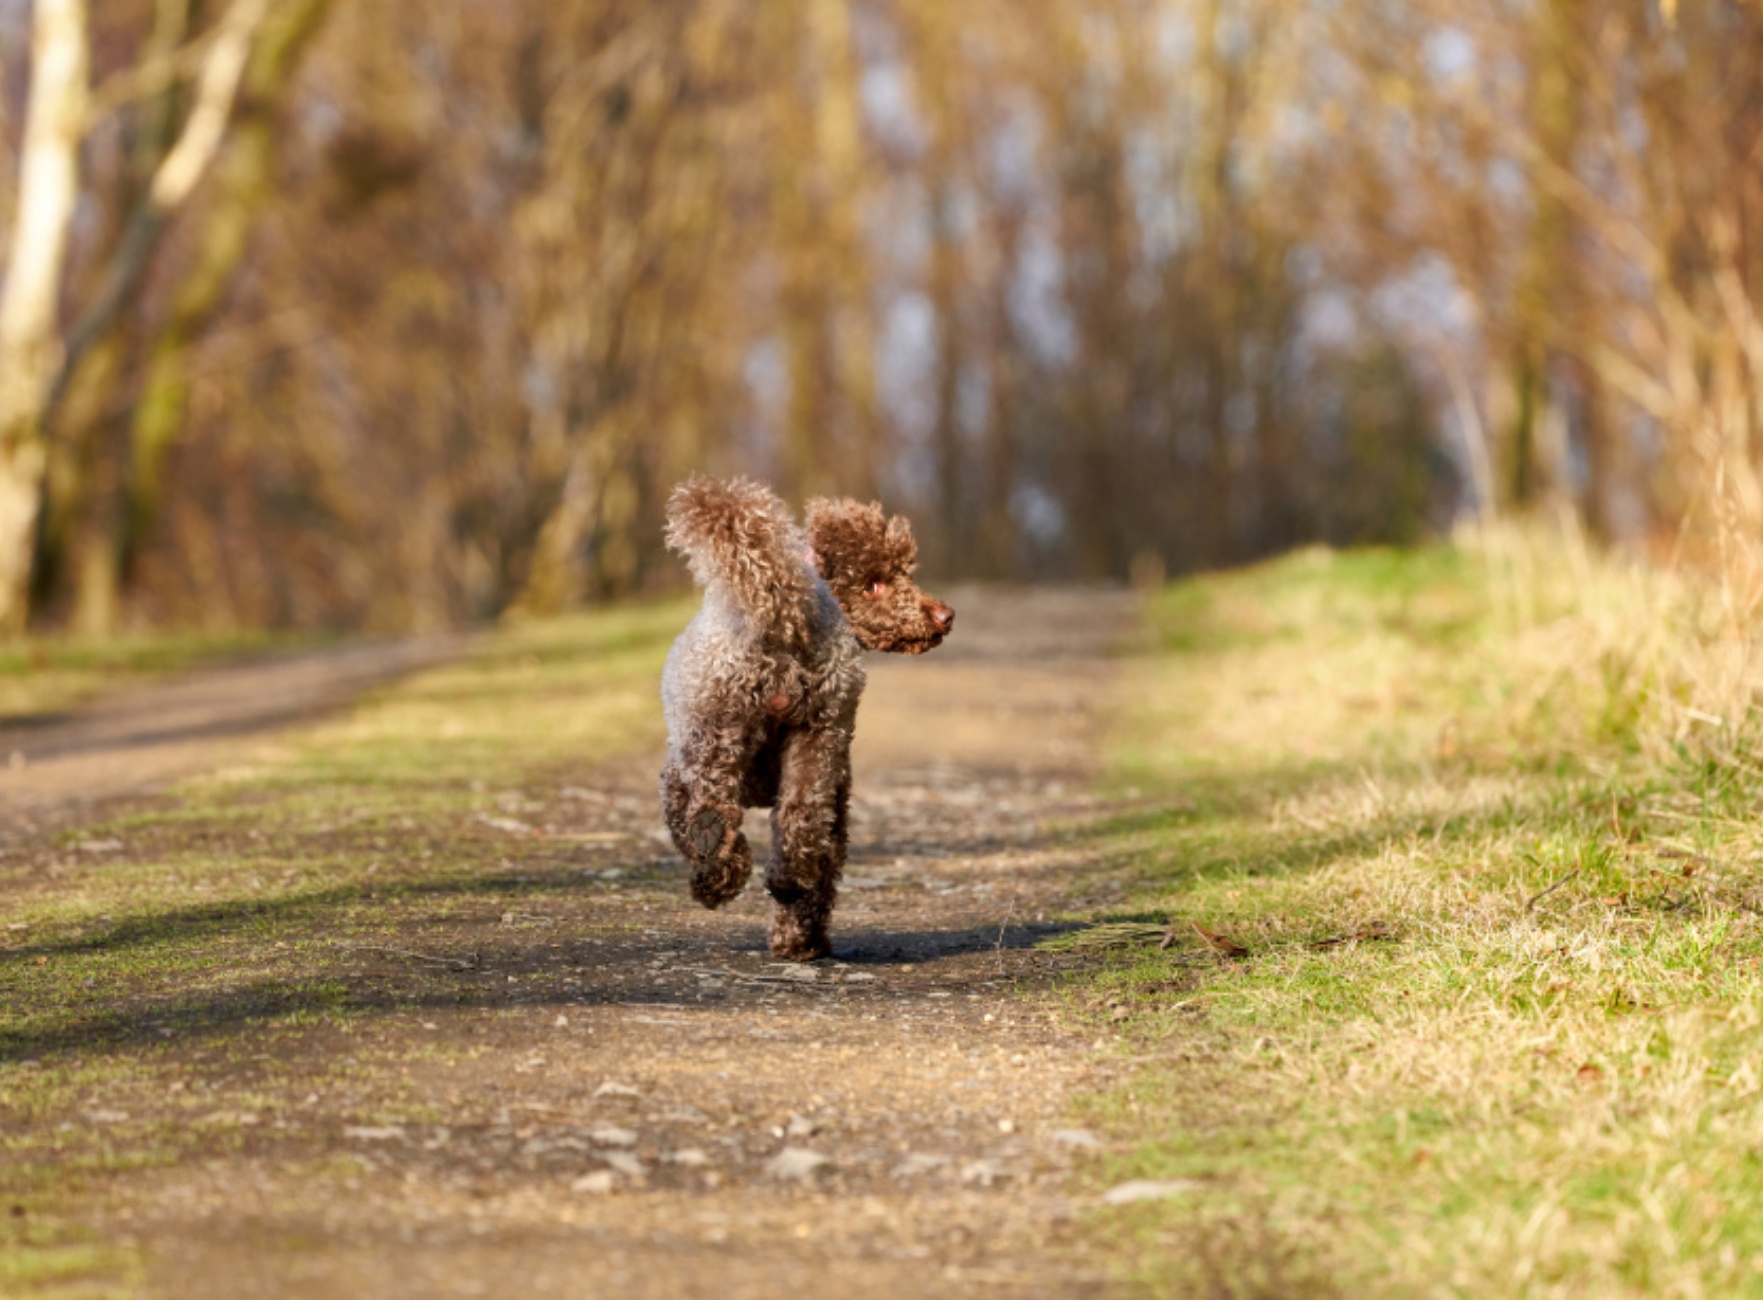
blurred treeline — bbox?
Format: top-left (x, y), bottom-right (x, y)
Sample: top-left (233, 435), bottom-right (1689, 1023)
top-left (0, 0), bottom-right (1757, 632)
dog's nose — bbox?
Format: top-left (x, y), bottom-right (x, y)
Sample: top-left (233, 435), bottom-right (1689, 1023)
top-left (930, 602), bottom-right (954, 631)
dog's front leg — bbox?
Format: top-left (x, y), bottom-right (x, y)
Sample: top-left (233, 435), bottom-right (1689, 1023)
top-left (766, 726), bottom-right (852, 960)
top-left (663, 722), bottom-right (757, 909)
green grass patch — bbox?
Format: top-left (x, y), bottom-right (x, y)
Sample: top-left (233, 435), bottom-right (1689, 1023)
top-left (1074, 532), bottom-right (1763, 1297)
top-left (0, 1235), bottom-right (143, 1300)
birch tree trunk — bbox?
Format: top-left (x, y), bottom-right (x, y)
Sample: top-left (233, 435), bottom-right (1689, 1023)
top-left (76, 0), bottom-right (326, 635)
top-left (0, 0), bottom-right (89, 634)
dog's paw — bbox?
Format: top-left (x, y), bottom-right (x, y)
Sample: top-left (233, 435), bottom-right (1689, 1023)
top-left (768, 934), bottom-right (830, 962)
top-left (687, 807), bottom-right (726, 860)
top-left (768, 908), bottom-right (830, 961)
top-left (691, 858), bottom-right (749, 909)
top-left (686, 809), bottom-right (750, 909)
top-left (768, 938), bottom-right (828, 959)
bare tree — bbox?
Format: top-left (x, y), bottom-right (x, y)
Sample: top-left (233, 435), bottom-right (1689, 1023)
top-left (0, 0), bottom-right (303, 634)
top-left (0, 0), bottom-right (88, 634)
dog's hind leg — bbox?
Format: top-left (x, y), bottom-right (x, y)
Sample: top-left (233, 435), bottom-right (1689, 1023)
top-left (662, 727), bottom-right (756, 909)
top-left (766, 728), bottom-right (851, 960)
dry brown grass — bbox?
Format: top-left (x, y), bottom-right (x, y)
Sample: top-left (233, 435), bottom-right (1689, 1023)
top-left (1077, 526), bottom-right (1763, 1297)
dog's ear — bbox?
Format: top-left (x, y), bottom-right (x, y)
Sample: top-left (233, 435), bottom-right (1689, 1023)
top-left (806, 498), bottom-right (917, 589)
top-left (805, 499), bottom-right (878, 587)
top-left (883, 513), bottom-right (919, 570)
top-left (803, 498), bottom-right (877, 545)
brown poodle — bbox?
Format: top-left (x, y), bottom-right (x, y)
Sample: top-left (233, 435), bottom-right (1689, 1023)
top-left (659, 476), bottom-right (954, 959)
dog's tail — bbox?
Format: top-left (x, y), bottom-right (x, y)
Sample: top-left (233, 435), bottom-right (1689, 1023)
top-left (665, 476), bottom-right (816, 644)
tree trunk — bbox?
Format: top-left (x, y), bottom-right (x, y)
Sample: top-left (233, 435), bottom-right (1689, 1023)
top-left (124, 0), bottom-right (333, 594)
top-left (1504, 0), bottom-right (1580, 515)
top-left (53, 0), bottom-right (271, 403)
top-left (509, 418), bottom-right (634, 619)
top-left (977, 214), bottom-right (1021, 578)
top-left (0, 0), bottom-right (89, 634)
top-left (49, 0), bottom-right (193, 634)
top-left (929, 176), bottom-right (966, 573)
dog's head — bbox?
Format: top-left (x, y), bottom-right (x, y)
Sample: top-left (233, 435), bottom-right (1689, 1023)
top-left (804, 498), bottom-right (954, 655)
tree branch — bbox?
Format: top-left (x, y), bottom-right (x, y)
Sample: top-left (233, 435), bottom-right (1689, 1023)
top-left (51, 0), bottom-right (271, 406)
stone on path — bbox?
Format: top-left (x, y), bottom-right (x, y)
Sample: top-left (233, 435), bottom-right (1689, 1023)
top-left (1101, 1179), bottom-right (1203, 1205)
top-left (764, 1147), bottom-right (831, 1180)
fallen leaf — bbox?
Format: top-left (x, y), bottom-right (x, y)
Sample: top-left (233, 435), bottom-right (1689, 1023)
top-left (1189, 921), bottom-right (1249, 959)
top-left (571, 1171), bottom-right (616, 1194)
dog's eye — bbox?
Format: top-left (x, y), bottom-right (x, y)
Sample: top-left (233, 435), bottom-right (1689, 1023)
top-left (865, 580), bottom-right (890, 598)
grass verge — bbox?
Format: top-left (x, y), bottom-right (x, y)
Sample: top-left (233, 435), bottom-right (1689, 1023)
top-left (1070, 533), bottom-right (1763, 1297)
top-left (0, 628), bottom-right (325, 723)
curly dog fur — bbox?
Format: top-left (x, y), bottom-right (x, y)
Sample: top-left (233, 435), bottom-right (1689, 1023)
top-left (659, 476), bottom-right (954, 959)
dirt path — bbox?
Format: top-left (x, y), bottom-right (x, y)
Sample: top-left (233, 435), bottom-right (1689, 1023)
top-left (0, 636), bottom-right (469, 841)
top-left (8, 589), bottom-right (1141, 1299)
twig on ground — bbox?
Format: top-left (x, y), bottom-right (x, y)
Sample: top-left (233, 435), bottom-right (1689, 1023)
top-left (1039, 921), bottom-right (1169, 952)
top-left (1305, 922), bottom-right (1394, 949)
top-left (1046, 917), bottom-right (1400, 959)
top-left (995, 899), bottom-right (1017, 977)
top-left (1648, 808), bottom-right (1751, 829)
top-left (671, 965), bottom-right (838, 989)
top-left (1525, 868), bottom-right (1581, 911)
top-left (330, 941), bottom-right (479, 971)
